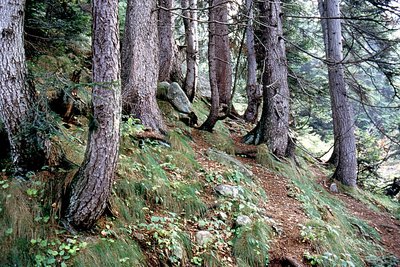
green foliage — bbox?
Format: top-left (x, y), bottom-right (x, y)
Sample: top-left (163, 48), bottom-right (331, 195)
top-left (233, 220), bottom-right (271, 267)
top-left (73, 238), bottom-right (146, 267)
top-left (286, 161), bottom-right (388, 266)
top-left (135, 213), bottom-right (191, 264)
top-left (351, 189), bottom-right (400, 220)
top-left (25, 0), bottom-right (91, 56)
top-left (30, 236), bottom-right (87, 266)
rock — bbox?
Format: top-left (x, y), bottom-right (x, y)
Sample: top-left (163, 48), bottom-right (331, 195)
top-left (329, 183), bottom-right (339, 193)
top-left (168, 82), bottom-right (192, 114)
top-left (206, 148), bottom-right (253, 178)
top-left (195, 231), bottom-right (213, 246)
top-left (215, 184), bottom-right (241, 198)
top-left (236, 215), bottom-right (252, 226)
top-left (198, 74), bottom-right (211, 98)
top-left (172, 245), bottom-right (184, 259)
top-left (157, 81), bottom-right (171, 99)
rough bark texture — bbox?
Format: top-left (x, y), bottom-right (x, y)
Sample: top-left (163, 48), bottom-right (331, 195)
top-left (324, 0), bottom-right (357, 186)
top-left (318, 0), bottom-right (339, 166)
top-left (199, 1), bottom-right (219, 131)
top-left (243, 0), bottom-right (262, 123)
top-left (182, 0), bottom-right (198, 101)
top-left (158, 0), bottom-right (174, 82)
top-left (122, 0), bottom-right (167, 134)
top-left (213, 0), bottom-right (232, 106)
top-left (64, 0), bottom-right (121, 229)
top-left (0, 0), bottom-right (49, 171)
top-left (243, 0), bottom-right (290, 157)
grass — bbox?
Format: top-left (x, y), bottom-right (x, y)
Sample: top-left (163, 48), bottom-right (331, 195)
top-left (273, 153), bottom-right (398, 267)
top-left (232, 219), bottom-right (271, 267)
top-left (72, 238), bottom-right (146, 267)
top-left (352, 189), bottom-right (400, 220)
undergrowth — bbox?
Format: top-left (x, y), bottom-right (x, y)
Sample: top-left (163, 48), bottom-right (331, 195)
top-left (1, 110), bottom-right (273, 266)
top-left (258, 148), bottom-right (399, 267)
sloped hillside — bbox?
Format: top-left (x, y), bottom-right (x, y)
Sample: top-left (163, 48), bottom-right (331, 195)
top-left (1, 99), bottom-right (399, 267)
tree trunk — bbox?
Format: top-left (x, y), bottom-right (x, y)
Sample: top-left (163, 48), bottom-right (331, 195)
top-left (0, 0), bottom-right (52, 172)
top-left (63, 0), bottom-right (121, 229)
top-left (318, 0), bottom-right (339, 166)
top-left (324, 0), bottom-right (357, 186)
top-left (243, 0), bottom-right (262, 123)
top-left (122, 0), bottom-right (167, 134)
top-left (243, 0), bottom-right (290, 158)
top-left (199, 0), bottom-right (219, 131)
top-left (158, 0), bottom-right (174, 82)
top-left (214, 0), bottom-right (232, 106)
top-left (182, 0), bottom-right (198, 101)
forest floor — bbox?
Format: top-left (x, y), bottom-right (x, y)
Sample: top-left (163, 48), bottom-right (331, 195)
top-left (189, 120), bottom-right (400, 266)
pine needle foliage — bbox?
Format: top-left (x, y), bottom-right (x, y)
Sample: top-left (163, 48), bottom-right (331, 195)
top-left (72, 238), bottom-right (146, 267)
top-left (232, 219), bottom-right (271, 267)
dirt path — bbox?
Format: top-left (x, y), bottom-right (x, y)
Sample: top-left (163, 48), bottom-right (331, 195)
top-left (190, 127), bottom-right (400, 266)
top-left (248, 161), bottom-right (311, 266)
top-left (338, 193), bottom-right (400, 258)
top-left (191, 129), bottom-right (312, 266)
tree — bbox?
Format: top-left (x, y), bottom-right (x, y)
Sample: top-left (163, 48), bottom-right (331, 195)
top-left (158, 0), bottom-right (174, 82)
top-left (122, 0), bottom-right (167, 134)
top-left (317, 0), bottom-right (339, 166)
top-left (214, 0), bottom-right (232, 107)
top-left (200, 1), bottom-right (220, 131)
top-left (182, 0), bottom-right (199, 101)
top-left (63, 0), bottom-right (121, 229)
top-left (243, 0), bottom-right (291, 158)
top-left (243, 0), bottom-right (262, 123)
top-left (0, 0), bottom-right (52, 172)
top-left (319, 0), bottom-right (357, 187)
top-left (200, 0), bottom-right (232, 131)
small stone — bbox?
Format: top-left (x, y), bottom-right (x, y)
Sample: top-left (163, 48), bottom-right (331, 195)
top-left (329, 183), bottom-right (339, 193)
top-left (236, 215), bottom-right (252, 226)
top-left (172, 245), bottom-right (184, 259)
top-left (218, 211), bottom-right (228, 221)
top-left (195, 231), bottom-right (213, 246)
top-left (132, 232), bottom-right (145, 241)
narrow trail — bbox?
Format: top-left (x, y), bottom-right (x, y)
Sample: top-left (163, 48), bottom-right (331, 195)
top-left (191, 129), bottom-right (312, 266)
top-left (233, 138), bottom-right (311, 266)
top-left (190, 126), bottom-right (399, 266)
top-left (338, 193), bottom-right (400, 258)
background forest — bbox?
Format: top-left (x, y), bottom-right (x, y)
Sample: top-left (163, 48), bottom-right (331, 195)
top-left (0, 0), bottom-right (399, 266)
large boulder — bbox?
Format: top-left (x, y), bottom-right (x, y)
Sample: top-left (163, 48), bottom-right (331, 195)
top-left (168, 82), bottom-right (192, 114)
top-left (157, 82), bottom-right (192, 114)
top-left (157, 81), bottom-right (170, 100)
top-left (157, 82), bottom-right (198, 126)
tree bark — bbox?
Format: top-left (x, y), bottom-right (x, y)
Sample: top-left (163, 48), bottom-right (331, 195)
top-left (214, 0), bottom-right (232, 106)
top-left (158, 0), bottom-right (174, 82)
top-left (324, 0), bottom-right (357, 186)
top-left (182, 0), bottom-right (198, 101)
top-left (122, 0), bottom-right (167, 134)
top-left (243, 0), bottom-right (290, 158)
top-left (63, 0), bottom-right (122, 229)
top-left (199, 0), bottom-right (220, 131)
top-left (0, 0), bottom-right (52, 172)
top-left (243, 0), bottom-right (262, 123)
top-left (318, 0), bottom-right (339, 166)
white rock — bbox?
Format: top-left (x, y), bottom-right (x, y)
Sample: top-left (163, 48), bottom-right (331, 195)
top-left (236, 215), bottom-right (252, 226)
top-left (195, 231), bottom-right (213, 246)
